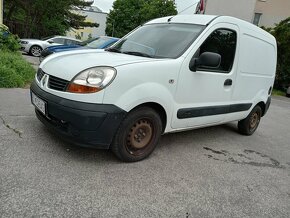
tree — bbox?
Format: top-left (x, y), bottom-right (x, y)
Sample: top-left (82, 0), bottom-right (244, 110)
top-left (4, 0), bottom-right (99, 38)
top-left (263, 17), bottom-right (290, 90)
top-left (273, 17), bottom-right (290, 90)
top-left (106, 0), bottom-right (177, 38)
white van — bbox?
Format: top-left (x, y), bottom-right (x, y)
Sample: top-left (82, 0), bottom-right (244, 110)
top-left (30, 15), bottom-right (277, 162)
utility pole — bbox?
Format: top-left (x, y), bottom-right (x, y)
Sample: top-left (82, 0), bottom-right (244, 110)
top-left (0, 0), bottom-right (3, 24)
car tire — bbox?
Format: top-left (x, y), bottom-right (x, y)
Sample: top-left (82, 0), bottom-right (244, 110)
top-left (111, 107), bottom-right (162, 162)
top-left (30, 45), bottom-right (42, 57)
top-left (238, 105), bottom-right (262, 136)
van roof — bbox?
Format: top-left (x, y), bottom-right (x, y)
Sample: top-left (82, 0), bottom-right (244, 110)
top-left (147, 15), bottom-right (218, 26)
top-left (147, 15), bottom-right (276, 44)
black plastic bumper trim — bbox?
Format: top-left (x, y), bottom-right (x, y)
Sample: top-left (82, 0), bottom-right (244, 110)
top-left (30, 81), bottom-right (127, 149)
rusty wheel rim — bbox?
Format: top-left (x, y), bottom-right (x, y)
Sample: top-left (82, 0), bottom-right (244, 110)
top-left (249, 112), bottom-right (260, 130)
top-left (126, 119), bottom-right (154, 156)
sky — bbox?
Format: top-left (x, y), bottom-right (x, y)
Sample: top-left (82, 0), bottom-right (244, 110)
top-left (93, 0), bottom-right (200, 14)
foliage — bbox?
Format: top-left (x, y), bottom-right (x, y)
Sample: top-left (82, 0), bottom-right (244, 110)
top-left (106, 0), bottom-right (177, 38)
top-left (0, 51), bottom-right (35, 88)
top-left (87, 33), bottom-right (93, 40)
top-left (273, 17), bottom-right (290, 90)
top-left (75, 33), bottom-right (82, 40)
top-left (4, 0), bottom-right (99, 38)
top-left (263, 17), bottom-right (290, 90)
top-left (0, 24), bottom-right (20, 52)
top-left (272, 89), bottom-right (285, 96)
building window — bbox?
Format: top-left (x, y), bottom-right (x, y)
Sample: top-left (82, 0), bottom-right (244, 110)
top-left (253, 13), bottom-right (262, 26)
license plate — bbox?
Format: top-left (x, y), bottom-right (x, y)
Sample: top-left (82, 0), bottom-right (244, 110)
top-left (31, 92), bottom-right (46, 115)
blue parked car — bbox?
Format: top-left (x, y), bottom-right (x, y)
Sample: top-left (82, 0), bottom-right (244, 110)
top-left (40, 36), bottom-right (119, 62)
top-left (0, 24), bottom-right (10, 37)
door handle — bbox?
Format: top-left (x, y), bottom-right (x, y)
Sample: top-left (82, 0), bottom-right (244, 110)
top-left (224, 79), bottom-right (232, 86)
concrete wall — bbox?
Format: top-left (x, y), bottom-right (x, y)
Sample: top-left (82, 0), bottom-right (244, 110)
top-left (66, 10), bottom-right (108, 40)
top-left (205, 0), bottom-right (256, 22)
top-left (255, 0), bottom-right (290, 27)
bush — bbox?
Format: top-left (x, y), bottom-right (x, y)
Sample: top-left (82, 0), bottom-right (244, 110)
top-left (0, 51), bottom-right (36, 88)
top-left (0, 24), bottom-right (20, 52)
top-left (263, 17), bottom-right (290, 90)
top-left (273, 17), bottom-right (290, 90)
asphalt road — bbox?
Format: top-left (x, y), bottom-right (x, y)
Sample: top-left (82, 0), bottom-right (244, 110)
top-left (0, 88), bottom-right (289, 217)
top-left (21, 53), bottom-right (39, 70)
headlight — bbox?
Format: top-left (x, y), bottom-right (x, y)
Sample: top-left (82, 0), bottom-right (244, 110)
top-left (21, 41), bottom-right (28, 44)
top-left (67, 66), bottom-right (117, 93)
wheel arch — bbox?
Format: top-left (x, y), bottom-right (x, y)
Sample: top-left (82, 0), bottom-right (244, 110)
top-left (256, 101), bottom-right (266, 116)
top-left (29, 44), bottom-right (43, 49)
top-left (129, 102), bottom-right (167, 133)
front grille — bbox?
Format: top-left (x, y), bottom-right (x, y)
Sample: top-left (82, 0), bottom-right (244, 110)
top-left (48, 75), bottom-right (69, 91)
top-left (37, 68), bottom-right (45, 81)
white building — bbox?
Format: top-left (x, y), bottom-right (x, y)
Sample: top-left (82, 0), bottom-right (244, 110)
top-left (205, 0), bottom-right (290, 27)
top-left (66, 6), bottom-right (108, 40)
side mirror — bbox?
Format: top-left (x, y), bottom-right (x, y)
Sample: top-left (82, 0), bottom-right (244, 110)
top-left (189, 52), bottom-right (221, 72)
top-left (47, 40), bottom-right (54, 44)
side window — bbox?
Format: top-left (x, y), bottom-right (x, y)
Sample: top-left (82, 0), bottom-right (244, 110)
top-left (103, 41), bottom-right (115, 48)
top-left (198, 29), bottom-right (237, 73)
top-left (52, 38), bottom-right (65, 44)
top-left (65, 39), bottom-right (75, 45)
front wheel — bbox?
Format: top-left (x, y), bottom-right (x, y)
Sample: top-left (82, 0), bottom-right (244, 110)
top-left (238, 105), bottom-right (262, 136)
top-left (30, 45), bottom-right (42, 57)
top-left (111, 107), bottom-right (162, 162)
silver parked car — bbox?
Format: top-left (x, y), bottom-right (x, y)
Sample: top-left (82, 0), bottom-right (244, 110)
top-left (20, 36), bottom-right (81, 57)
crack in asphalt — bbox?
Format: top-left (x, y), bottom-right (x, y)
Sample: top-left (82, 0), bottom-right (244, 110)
top-left (0, 115), bottom-right (23, 138)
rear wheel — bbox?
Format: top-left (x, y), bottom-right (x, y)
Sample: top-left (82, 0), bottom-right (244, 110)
top-left (30, 45), bottom-right (42, 57)
top-left (111, 107), bottom-right (162, 162)
top-left (238, 105), bottom-right (262, 136)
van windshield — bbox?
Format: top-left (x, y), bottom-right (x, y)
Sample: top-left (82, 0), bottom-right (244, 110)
top-left (108, 23), bottom-right (205, 58)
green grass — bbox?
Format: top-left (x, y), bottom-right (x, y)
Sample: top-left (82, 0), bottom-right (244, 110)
top-left (272, 89), bottom-right (285, 96)
top-left (0, 50), bottom-right (35, 88)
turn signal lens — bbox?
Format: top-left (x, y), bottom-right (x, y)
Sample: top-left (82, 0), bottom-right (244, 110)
top-left (67, 83), bottom-right (100, 93)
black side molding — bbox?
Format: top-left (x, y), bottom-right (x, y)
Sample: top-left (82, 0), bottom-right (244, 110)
top-left (177, 103), bottom-right (252, 119)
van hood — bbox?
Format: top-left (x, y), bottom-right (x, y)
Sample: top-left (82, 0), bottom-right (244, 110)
top-left (40, 49), bottom-right (163, 81)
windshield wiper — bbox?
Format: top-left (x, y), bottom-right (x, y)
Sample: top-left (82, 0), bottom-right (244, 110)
top-left (105, 47), bottom-right (121, 53)
top-left (122, 51), bottom-right (153, 58)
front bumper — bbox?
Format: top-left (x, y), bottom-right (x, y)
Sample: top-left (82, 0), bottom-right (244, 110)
top-left (30, 81), bottom-right (126, 149)
top-left (20, 44), bottom-right (30, 53)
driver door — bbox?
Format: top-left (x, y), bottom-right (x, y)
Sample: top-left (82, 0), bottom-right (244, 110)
top-left (171, 23), bottom-right (239, 129)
